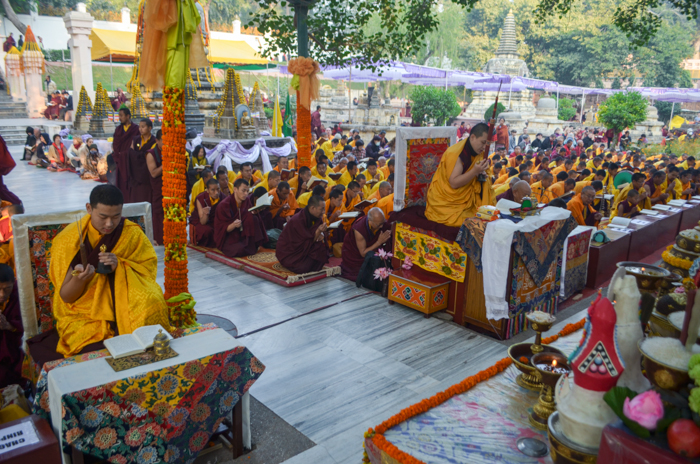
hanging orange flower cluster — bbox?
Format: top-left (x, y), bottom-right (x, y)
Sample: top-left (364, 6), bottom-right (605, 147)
top-left (161, 85), bottom-right (196, 327)
top-left (288, 57), bottom-right (320, 170)
top-left (365, 318), bottom-right (587, 464)
top-left (296, 96), bottom-right (312, 168)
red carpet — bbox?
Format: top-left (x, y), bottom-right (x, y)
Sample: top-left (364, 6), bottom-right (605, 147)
top-left (188, 244), bottom-right (340, 287)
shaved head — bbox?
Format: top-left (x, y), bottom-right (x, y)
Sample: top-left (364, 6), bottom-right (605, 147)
top-left (378, 181), bottom-right (392, 197)
top-left (512, 180), bottom-right (532, 203)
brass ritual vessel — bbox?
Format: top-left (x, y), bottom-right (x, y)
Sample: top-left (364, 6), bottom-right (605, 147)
top-left (529, 352), bottom-right (570, 431)
top-left (153, 329), bottom-right (170, 357)
top-left (638, 340), bottom-right (691, 392)
top-left (508, 314), bottom-right (561, 391)
top-left (616, 262), bottom-right (671, 294)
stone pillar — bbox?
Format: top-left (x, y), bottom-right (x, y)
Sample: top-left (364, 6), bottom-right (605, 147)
top-left (63, 3), bottom-right (95, 114)
top-left (121, 7), bottom-right (130, 26)
top-left (233, 18), bottom-right (241, 36)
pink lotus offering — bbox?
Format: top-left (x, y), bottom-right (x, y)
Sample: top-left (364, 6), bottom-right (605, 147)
top-left (623, 390), bottom-right (664, 430)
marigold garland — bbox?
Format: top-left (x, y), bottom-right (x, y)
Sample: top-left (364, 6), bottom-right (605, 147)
top-left (296, 92), bottom-right (312, 169)
top-left (162, 85), bottom-right (196, 327)
top-left (366, 318), bottom-right (587, 464)
top-left (662, 245), bottom-right (694, 270)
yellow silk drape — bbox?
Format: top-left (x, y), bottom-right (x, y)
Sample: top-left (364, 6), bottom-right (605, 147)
top-left (50, 215), bottom-right (171, 356)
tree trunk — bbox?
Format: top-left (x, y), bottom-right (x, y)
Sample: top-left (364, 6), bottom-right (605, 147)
top-left (1, 0), bottom-right (26, 35)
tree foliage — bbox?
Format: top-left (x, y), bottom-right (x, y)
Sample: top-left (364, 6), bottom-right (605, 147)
top-left (461, 0), bottom-right (695, 87)
top-left (484, 102), bottom-right (505, 121)
top-left (248, 0), bottom-right (441, 70)
top-left (598, 91), bottom-right (648, 147)
top-left (409, 86), bottom-right (461, 126)
top-left (557, 98), bottom-right (576, 121)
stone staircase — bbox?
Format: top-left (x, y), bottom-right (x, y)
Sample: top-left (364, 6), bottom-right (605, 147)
top-left (0, 125), bottom-right (29, 145)
top-left (0, 94), bottom-right (28, 120)
top-left (0, 94), bottom-right (31, 144)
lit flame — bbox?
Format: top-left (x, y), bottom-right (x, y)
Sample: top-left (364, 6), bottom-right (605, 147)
top-left (641, 267), bottom-right (646, 272)
top-left (552, 360), bottom-right (558, 367)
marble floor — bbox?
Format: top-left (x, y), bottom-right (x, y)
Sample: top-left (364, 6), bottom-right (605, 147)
top-left (5, 145), bottom-right (588, 464)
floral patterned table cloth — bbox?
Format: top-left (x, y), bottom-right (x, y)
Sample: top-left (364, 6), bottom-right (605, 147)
top-left (38, 328), bottom-right (264, 464)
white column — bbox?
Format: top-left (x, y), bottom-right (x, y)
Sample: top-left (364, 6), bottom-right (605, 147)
top-left (233, 18), bottom-right (241, 36)
top-left (121, 7), bottom-right (131, 26)
top-left (63, 4), bottom-right (95, 116)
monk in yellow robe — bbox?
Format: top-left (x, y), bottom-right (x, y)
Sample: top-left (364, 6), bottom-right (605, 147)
top-left (361, 160), bottom-right (385, 184)
top-left (567, 186), bottom-right (601, 227)
top-left (341, 181), bottom-right (362, 231)
top-left (298, 185), bottom-right (327, 208)
top-left (364, 181), bottom-right (392, 215)
top-left (425, 123), bottom-right (496, 226)
top-left (547, 171), bottom-right (570, 198)
top-left (611, 173), bottom-right (647, 218)
top-left (273, 156), bottom-right (295, 180)
top-left (376, 192), bottom-right (395, 218)
top-left (288, 166), bottom-right (313, 200)
top-left (679, 169), bottom-right (694, 200)
top-left (269, 181), bottom-right (300, 228)
top-left (50, 185), bottom-right (171, 357)
top-left (551, 159), bottom-right (573, 177)
top-left (257, 170), bottom-right (281, 193)
top-left (643, 170), bottom-right (668, 208)
top-left (314, 160), bottom-right (336, 191)
top-left (188, 168), bottom-right (214, 214)
top-left (337, 161), bottom-right (359, 187)
top-left (235, 162), bottom-right (262, 186)
top-left (531, 172), bottom-right (554, 204)
top-left (216, 171), bottom-right (235, 198)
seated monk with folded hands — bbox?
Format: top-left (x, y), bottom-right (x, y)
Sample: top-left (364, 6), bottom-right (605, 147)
top-left (48, 185), bottom-right (171, 357)
top-left (425, 122), bottom-right (496, 226)
top-left (276, 194), bottom-right (329, 274)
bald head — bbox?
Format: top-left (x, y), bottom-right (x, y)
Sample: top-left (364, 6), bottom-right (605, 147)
top-left (378, 181), bottom-right (392, 197)
top-left (367, 207), bottom-right (386, 230)
top-left (512, 180), bottom-right (531, 203)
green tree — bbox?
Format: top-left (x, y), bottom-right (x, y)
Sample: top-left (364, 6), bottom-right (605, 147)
top-left (558, 97), bottom-right (576, 121)
top-left (409, 86), bottom-right (461, 126)
top-left (249, 0), bottom-right (444, 70)
top-left (484, 102), bottom-right (505, 121)
top-left (598, 91), bottom-right (648, 149)
top-left (611, 77), bottom-right (621, 89)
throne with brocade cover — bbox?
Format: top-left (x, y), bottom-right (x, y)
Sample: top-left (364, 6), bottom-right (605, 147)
top-left (12, 203), bottom-right (154, 383)
top-left (389, 127), bottom-right (575, 339)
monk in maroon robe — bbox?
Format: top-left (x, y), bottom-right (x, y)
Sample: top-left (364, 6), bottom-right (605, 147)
top-left (0, 265), bottom-right (23, 388)
top-left (276, 195), bottom-right (329, 274)
top-left (0, 135), bottom-right (20, 205)
top-left (190, 179), bottom-right (221, 247)
top-left (112, 107), bottom-right (140, 202)
top-left (340, 208), bottom-right (391, 281)
top-left (146, 130), bottom-right (164, 245)
top-left (214, 179), bottom-right (268, 258)
top-left (128, 119), bottom-right (157, 204)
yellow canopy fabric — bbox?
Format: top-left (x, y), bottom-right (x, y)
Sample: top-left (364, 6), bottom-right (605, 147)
top-left (90, 29), bottom-right (137, 62)
top-left (208, 39), bottom-right (268, 65)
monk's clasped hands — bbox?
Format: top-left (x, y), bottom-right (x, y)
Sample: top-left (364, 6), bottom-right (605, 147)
top-left (98, 252), bottom-right (118, 272)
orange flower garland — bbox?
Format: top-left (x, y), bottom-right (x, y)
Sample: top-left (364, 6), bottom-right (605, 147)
top-left (296, 92), bottom-right (312, 168)
top-left (162, 86), bottom-right (196, 327)
top-left (365, 318), bottom-right (587, 464)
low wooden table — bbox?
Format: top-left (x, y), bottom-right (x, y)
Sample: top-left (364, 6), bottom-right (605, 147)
top-left (587, 229), bottom-right (631, 289)
top-left (627, 209), bottom-right (681, 262)
top-left (679, 200), bottom-right (700, 232)
top-left (388, 268), bottom-right (451, 318)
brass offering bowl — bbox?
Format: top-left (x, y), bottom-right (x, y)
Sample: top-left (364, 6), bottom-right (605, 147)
top-left (547, 412), bottom-right (598, 464)
top-left (526, 313), bottom-right (557, 354)
top-left (529, 352), bottom-right (571, 430)
top-left (658, 272), bottom-right (683, 296)
top-left (638, 339), bottom-right (691, 392)
top-left (617, 262), bottom-right (671, 293)
top-left (677, 229), bottom-right (700, 254)
top-left (508, 343), bottom-right (565, 391)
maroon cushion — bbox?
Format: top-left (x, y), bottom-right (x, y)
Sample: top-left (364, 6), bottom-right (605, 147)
top-left (26, 329), bottom-right (105, 368)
